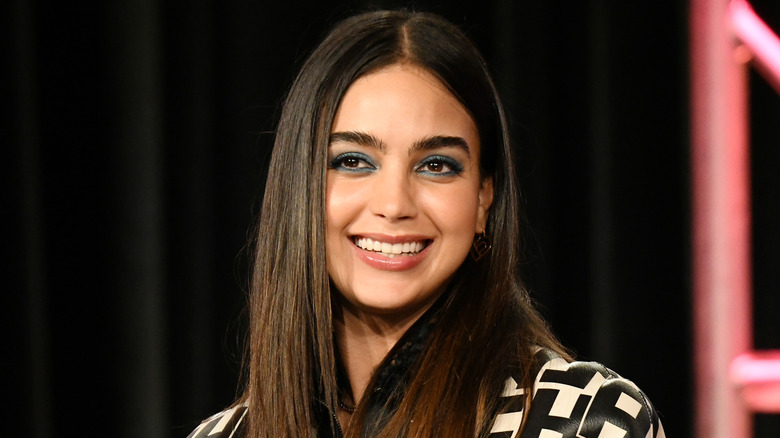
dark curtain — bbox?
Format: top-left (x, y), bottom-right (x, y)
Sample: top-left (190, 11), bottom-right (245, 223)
top-left (7, 0), bottom-right (780, 436)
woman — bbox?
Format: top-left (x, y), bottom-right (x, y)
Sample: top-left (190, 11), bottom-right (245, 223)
top-left (189, 10), bottom-right (664, 438)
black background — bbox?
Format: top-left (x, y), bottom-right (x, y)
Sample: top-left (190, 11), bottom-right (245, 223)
top-left (6, 0), bottom-right (780, 436)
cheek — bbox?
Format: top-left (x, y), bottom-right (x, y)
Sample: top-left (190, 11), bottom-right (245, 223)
top-left (324, 192), bottom-right (348, 284)
top-left (421, 186), bottom-right (481, 234)
top-left (325, 178), bottom-right (364, 232)
top-left (325, 179), bottom-right (369, 279)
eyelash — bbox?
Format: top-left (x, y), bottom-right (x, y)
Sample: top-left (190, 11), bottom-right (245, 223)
top-left (416, 155), bottom-right (464, 176)
top-left (328, 152), bottom-right (464, 177)
top-left (328, 152), bottom-right (376, 173)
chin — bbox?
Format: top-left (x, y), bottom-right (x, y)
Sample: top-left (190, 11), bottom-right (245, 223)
top-left (339, 283), bottom-right (446, 320)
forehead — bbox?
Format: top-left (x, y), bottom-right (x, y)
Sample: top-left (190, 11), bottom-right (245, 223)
top-left (331, 64), bottom-right (479, 147)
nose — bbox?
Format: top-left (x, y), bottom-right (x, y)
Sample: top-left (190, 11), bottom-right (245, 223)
top-left (368, 170), bottom-right (417, 221)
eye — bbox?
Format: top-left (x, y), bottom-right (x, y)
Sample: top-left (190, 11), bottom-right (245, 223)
top-left (423, 161), bottom-right (445, 173)
top-left (329, 152), bottom-right (376, 173)
top-left (416, 155), bottom-right (464, 176)
top-left (341, 156), bottom-right (362, 168)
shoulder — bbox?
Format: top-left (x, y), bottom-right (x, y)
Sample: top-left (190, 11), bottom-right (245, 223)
top-left (187, 404), bottom-right (248, 438)
top-left (490, 349), bottom-right (666, 438)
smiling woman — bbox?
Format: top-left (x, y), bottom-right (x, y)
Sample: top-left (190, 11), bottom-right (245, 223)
top-left (326, 65), bottom-right (491, 322)
top-left (188, 10), bottom-right (665, 438)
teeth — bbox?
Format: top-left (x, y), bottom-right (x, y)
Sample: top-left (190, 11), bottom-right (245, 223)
top-left (355, 237), bottom-right (426, 256)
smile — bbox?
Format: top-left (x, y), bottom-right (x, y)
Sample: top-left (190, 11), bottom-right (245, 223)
top-left (353, 237), bottom-right (428, 257)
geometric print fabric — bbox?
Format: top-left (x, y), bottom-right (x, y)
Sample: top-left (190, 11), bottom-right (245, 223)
top-left (489, 351), bottom-right (666, 438)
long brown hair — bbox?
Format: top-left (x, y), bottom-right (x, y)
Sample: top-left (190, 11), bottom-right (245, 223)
top-left (243, 10), bottom-right (567, 437)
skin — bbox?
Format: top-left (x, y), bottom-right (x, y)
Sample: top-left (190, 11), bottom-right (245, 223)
top-left (325, 64), bottom-right (493, 427)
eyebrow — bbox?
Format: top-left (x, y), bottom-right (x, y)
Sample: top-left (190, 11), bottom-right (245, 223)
top-left (329, 131), bottom-right (386, 152)
top-left (411, 135), bottom-right (471, 157)
top-left (329, 131), bottom-right (471, 157)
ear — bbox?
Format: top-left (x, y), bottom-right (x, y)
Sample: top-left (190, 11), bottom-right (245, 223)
top-left (476, 177), bottom-right (494, 233)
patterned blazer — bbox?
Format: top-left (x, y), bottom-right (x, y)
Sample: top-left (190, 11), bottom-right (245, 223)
top-left (488, 348), bottom-right (665, 438)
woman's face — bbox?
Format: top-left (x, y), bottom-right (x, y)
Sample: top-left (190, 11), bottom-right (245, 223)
top-left (326, 64), bottom-right (493, 321)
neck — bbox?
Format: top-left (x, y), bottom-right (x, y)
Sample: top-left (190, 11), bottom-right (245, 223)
top-left (333, 302), bottom-right (431, 406)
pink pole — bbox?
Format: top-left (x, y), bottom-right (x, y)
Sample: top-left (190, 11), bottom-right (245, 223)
top-left (729, 0), bottom-right (780, 93)
top-left (690, 0), bottom-right (752, 436)
top-left (726, 0), bottom-right (780, 416)
top-left (731, 352), bottom-right (780, 412)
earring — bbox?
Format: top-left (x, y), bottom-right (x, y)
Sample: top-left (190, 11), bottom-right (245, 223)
top-left (470, 231), bottom-right (492, 262)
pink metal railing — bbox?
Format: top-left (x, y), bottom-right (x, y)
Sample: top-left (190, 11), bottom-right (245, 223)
top-left (729, 0), bottom-right (780, 92)
top-left (691, 1), bottom-right (780, 437)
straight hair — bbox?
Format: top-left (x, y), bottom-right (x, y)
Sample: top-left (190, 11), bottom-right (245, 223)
top-left (242, 10), bottom-right (567, 437)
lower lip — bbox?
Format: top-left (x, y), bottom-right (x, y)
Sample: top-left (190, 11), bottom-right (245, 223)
top-left (351, 241), bottom-right (429, 271)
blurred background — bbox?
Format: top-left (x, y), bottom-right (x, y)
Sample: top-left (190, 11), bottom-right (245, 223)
top-left (5, 0), bottom-right (780, 436)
